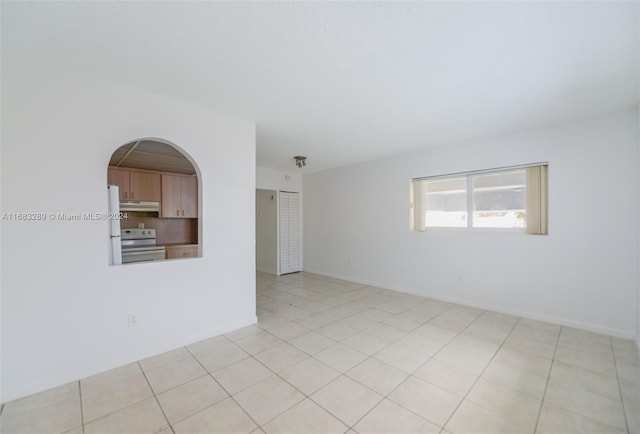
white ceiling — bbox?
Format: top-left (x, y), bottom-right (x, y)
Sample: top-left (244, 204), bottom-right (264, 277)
top-left (3, 1), bottom-right (638, 173)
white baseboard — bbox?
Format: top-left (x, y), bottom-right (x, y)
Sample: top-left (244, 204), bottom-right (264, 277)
top-left (2, 316), bottom-right (258, 404)
top-left (303, 268), bottom-right (636, 341)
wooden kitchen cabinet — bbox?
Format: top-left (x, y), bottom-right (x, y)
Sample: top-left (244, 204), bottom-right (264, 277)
top-left (130, 171), bottom-right (161, 202)
top-left (161, 174), bottom-right (197, 218)
top-left (165, 244), bottom-right (198, 259)
top-left (107, 167), bottom-right (130, 200)
top-left (180, 175), bottom-right (198, 217)
top-left (108, 167), bottom-right (161, 202)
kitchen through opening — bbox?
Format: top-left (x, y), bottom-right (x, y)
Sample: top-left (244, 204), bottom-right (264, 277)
top-left (107, 139), bottom-right (201, 265)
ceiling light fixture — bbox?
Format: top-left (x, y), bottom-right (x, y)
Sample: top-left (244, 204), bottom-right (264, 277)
top-left (294, 156), bottom-right (307, 168)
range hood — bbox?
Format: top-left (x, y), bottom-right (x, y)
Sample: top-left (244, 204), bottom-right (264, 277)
top-left (119, 201), bottom-right (160, 213)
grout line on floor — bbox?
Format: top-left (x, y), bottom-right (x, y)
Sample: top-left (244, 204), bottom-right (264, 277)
top-left (260, 290), bottom-right (403, 430)
top-left (182, 346), bottom-right (250, 424)
top-left (239, 353), bottom-right (297, 428)
top-left (137, 361), bottom-right (175, 434)
top-left (77, 380), bottom-right (86, 434)
top-left (611, 336), bottom-right (632, 434)
top-left (532, 324), bottom-right (562, 434)
top-left (344, 305), bottom-right (502, 430)
top-left (436, 311), bottom-right (520, 432)
top-left (303, 373), bottom-right (356, 429)
top-left (186, 343), bottom-right (268, 431)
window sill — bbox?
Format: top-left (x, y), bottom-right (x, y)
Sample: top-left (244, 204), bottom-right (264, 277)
top-left (413, 227), bottom-right (529, 235)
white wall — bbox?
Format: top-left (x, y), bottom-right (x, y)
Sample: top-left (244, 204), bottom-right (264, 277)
top-left (256, 189), bottom-right (278, 274)
top-left (0, 58), bottom-right (257, 402)
top-left (304, 110), bottom-right (639, 338)
top-left (257, 166), bottom-right (303, 193)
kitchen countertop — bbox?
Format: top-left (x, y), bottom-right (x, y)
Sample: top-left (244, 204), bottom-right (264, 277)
top-left (159, 243), bottom-right (198, 247)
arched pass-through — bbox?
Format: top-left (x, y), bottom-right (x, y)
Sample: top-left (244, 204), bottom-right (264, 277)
top-left (107, 138), bottom-right (201, 265)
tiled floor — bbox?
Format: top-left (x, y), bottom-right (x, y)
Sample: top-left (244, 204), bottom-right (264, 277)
top-left (2, 272), bottom-right (639, 434)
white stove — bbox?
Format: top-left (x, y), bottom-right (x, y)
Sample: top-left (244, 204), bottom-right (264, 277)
top-left (121, 228), bottom-right (165, 263)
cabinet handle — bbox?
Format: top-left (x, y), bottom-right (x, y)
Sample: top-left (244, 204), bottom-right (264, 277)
top-left (182, 210), bottom-right (185, 216)
top-left (176, 210), bottom-right (180, 216)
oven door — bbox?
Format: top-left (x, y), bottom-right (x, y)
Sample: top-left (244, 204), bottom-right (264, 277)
top-left (121, 247), bottom-right (166, 263)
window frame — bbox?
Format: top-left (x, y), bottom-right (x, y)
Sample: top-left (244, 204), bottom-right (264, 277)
top-left (411, 162), bottom-right (547, 233)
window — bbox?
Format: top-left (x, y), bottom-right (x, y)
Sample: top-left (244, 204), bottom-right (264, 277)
top-left (411, 164), bottom-right (548, 234)
top-left (472, 169), bottom-right (525, 228)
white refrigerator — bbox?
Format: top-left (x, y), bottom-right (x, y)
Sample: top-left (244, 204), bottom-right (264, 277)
top-left (108, 185), bottom-right (122, 265)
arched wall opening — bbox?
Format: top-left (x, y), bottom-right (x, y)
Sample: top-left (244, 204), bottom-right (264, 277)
top-left (107, 138), bottom-right (202, 264)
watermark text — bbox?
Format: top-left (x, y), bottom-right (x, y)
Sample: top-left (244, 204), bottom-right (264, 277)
top-left (1, 212), bottom-right (129, 222)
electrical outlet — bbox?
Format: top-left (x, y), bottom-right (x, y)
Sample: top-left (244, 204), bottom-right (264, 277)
top-left (128, 314), bottom-right (138, 327)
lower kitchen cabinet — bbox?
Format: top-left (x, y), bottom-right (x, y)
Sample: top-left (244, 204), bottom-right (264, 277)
top-left (165, 244), bottom-right (198, 259)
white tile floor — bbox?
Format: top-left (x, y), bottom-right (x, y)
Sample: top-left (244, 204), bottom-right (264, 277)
top-left (2, 271), bottom-right (639, 434)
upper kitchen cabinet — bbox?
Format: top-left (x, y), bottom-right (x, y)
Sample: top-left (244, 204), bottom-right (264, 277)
top-left (130, 171), bottom-right (162, 202)
top-left (108, 167), bottom-right (161, 202)
top-left (162, 173), bottom-right (197, 218)
top-left (107, 167), bottom-right (129, 200)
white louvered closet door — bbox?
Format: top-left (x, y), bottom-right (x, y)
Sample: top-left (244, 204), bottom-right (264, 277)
top-left (279, 191), bottom-right (301, 274)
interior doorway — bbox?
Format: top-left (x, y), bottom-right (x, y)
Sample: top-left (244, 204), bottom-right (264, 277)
top-left (255, 189), bottom-right (302, 275)
top-left (256, 189), bottom-right (278, 274)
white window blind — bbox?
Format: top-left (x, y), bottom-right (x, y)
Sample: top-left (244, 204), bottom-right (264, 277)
top-left (525, 165), bottom-right (548, 235)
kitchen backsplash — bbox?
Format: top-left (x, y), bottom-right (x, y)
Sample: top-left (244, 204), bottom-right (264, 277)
top-left (122, 216), bottom-right (197, 245)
